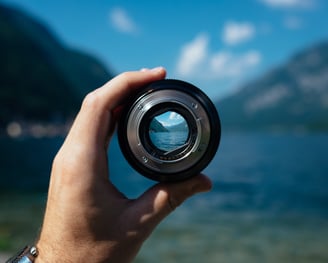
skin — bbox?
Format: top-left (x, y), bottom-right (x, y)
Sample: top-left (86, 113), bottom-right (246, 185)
top-left (35, 67), bottom-right (212, 263)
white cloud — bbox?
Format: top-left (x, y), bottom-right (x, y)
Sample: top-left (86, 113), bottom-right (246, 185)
top-left (175, 34), bottom-right (261, 80)
top-left (284, 16), bottom-right (303, 29)
top-left (109, 7), bottom-right (138, 34)
top-left (210, 50), bottom-right (261, 77)
top-left (176, 33), bottom-right (209, 76)
top-left (169, 112), bottom-right (183, 121)
top-left (260, 0), bottom-right (315, 8)
top-left (222, 21), bottom-right (255, 46)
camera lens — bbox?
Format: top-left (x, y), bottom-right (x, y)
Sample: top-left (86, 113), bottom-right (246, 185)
top-left (118, 79), bottom-right (221, 182)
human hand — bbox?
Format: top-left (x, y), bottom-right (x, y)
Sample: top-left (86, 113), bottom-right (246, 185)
top-left (35, 67), bottom-right (212, 263)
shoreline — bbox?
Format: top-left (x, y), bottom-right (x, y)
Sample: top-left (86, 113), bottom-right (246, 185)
top-left (0, 120), bottom-right (72, 139)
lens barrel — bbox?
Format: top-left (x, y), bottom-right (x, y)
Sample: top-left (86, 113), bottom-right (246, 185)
top-left (118, 79), bottom-right (221, 182)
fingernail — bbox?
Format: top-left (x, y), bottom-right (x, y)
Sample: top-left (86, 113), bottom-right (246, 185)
top-left (150, 66), bottom-right (164, 73)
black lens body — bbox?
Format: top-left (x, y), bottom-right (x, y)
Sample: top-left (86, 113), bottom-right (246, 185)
top-left (118, 79), bottom-right (221, 182)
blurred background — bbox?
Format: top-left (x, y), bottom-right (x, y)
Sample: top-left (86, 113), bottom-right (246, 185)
top-left (0, 0), bottom-right (328, 262)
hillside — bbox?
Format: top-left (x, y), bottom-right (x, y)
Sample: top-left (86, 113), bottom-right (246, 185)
top-left (0, 3), bottom-right (113, 129)
top-left (149, 118), bottom-right (168, 132)
top-left (217, 41), bottom-right (328, 131)
top-left (166, 121), bottom-right (188, 132)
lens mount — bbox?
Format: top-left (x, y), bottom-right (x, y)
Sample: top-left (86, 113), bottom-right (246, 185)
top-left (118, 79), bottom-right (221, 182)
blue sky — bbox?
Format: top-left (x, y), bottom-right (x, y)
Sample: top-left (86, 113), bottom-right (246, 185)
top-left (2, 0), bottom-right (328, 100)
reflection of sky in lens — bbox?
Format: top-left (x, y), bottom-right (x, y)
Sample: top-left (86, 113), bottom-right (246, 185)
top-left (155, 111), bottom-right (184, 127)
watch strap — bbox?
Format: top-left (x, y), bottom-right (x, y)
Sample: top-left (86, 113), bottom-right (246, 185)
top-left (6, 246), bottom-right (38, 263)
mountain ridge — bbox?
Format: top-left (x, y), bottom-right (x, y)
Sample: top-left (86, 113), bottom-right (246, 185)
top-left (217, 41), bottom-right (328, 132)
top-left (0, 3), bottom-right (113, 129)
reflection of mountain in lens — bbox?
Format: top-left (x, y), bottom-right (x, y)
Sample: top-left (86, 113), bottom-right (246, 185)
top-left (149, 118), bottom-right (168, 133)
top-left (149, 111), bottom-right (189, 152)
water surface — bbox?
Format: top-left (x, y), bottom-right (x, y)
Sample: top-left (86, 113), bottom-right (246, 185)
top-left (0, 132), bottom-right (327, 262)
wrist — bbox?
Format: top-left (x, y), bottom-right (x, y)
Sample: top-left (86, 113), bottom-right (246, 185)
top-left (35, 238), bottom-right (73, 263)
top-left (35, 239), bottom-right (75, 263)
top-left (35, 238), bottom-right (107, 263)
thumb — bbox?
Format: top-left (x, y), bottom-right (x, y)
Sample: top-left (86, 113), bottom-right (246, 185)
top-left (132, 174), bottom-right (212, 235)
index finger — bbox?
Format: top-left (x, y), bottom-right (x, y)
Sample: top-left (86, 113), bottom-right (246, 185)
top-left (68, 67), bottom-right (166, 147)
top-left (93, 67), bottom-right (167, 111)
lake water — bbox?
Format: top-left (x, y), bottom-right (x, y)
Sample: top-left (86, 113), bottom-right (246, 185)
top-left (149, 131), bottom-right (188, 152)
top-left (1, 132), bottom-right (328, 262)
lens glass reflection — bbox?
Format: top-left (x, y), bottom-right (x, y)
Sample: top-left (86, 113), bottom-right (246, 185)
top-left (149, 111), bottom-right (189, 152)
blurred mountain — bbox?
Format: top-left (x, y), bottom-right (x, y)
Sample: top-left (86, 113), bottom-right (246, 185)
top-left (217, 41), bottom-right (328, 132)
top-left (0, 3), bottom-right (113, 128)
